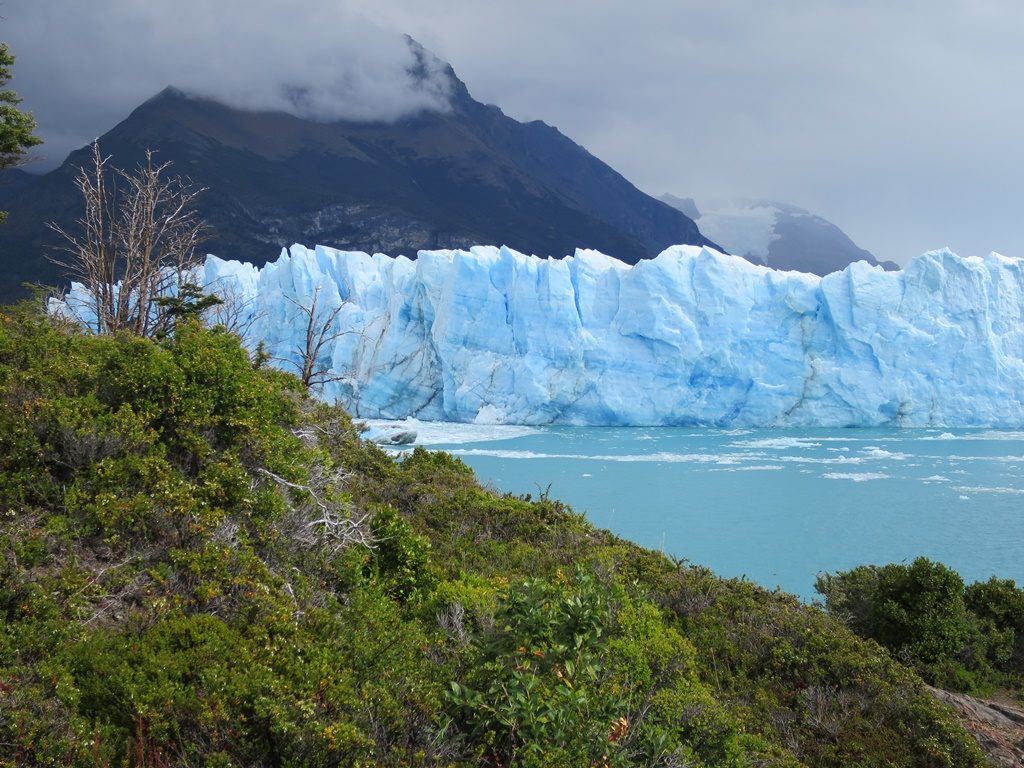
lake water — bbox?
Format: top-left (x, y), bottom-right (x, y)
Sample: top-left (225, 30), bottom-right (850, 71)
top-left (373, 422), bottom-right (1024, 600)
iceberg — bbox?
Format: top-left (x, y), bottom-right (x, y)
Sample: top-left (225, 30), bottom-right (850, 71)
top-left (61, 243), bottom-right (1024, 426)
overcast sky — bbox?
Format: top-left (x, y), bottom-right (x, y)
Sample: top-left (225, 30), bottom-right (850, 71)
top-left (4, 0), bottom-right (1023, 264)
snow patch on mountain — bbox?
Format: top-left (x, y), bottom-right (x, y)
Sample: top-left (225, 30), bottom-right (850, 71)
top-left (689, 202), bottom-right (780, 264)
top-left (660, 196), bottom-right (898, 275)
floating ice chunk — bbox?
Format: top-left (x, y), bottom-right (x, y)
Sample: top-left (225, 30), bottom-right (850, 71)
top-left (823, 472), bottom-right (891, 482)
top-left (953, 485), bottom-right (1024, 495)
top-left (707, 464), bottom-right (785, 472)
top-left (365, 419), bottom-right (539, 445)
top-left (860, 447), bottom-right (908, 460)
top-left (731, 437), bottom-right (822, 450)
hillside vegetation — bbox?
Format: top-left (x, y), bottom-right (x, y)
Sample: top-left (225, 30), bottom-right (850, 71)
top-left (0, 305), bottom-right (986, 767)
top-left (818, 558), bottom-right (1024, 698)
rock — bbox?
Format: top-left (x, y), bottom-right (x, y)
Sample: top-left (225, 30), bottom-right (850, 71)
top-left (929, 686), bottom-right (1024, 767)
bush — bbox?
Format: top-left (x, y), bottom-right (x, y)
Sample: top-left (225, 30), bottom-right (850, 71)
top-left (818, 558), bottom-right (1024, 697)
top-left (965, 576), bottom-right (1024, 675)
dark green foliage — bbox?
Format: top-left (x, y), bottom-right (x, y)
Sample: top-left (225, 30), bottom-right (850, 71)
top-left (368, 504), bottom-right (434, 601)
top-left (0, 306), bottom-right (987, 767)
top-left (0, 43), bottom-right (41, 223)
top-left (816, 558), bottom-right (971, 664)
top-left (152, 282), bottom-right (224, 338)
top-left (448, 571), bottom-right (632, 766)
top-left (965, 577), bottom-right (1024, 674)
top-left (817, 558), bottom-right (1024, 696)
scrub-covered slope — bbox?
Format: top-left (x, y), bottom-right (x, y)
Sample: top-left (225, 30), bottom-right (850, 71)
top-left (95, 243), bottom-right (1024, 427)
top-left (0, 307), bottom-right (983, 766)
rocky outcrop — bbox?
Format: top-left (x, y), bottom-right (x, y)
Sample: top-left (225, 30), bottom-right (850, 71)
top-left (930, 687), bottom-right (1024, 767)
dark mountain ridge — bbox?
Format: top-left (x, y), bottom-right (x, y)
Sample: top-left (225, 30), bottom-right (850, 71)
top-left (0, 60), bottom-right (714, 301)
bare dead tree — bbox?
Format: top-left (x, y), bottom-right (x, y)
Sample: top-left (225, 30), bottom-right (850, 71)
top-left (437, 602), bottom-right (470, 647)
top-left (278, 284), bottom-right (358, 390)
top-left (48, 141), bottom-right (209, 336)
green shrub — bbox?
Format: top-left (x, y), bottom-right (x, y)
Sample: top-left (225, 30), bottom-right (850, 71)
top-left (965, 576), bottom-right (1024, 674)
top-left (818, 558), bottom-right (1024, 698)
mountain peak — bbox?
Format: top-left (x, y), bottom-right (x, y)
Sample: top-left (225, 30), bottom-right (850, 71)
top-left (0, 66), bottom-right (712, 301)
top-left (147, 85), bottom-right (190, 102)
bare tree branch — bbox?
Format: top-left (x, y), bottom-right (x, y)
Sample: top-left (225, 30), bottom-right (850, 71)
top-left (47, 142), bottom-right (210, 336)
top-left (254, 466), bottom-right (375, 552)
top-left (203, 277), bottom-right (265, 338)
top-left (274, 284), bottom-right (363, 390)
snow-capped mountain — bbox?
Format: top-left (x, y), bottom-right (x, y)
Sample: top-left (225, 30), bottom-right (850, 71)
top-left (660, 195), bottom-right (899, 275)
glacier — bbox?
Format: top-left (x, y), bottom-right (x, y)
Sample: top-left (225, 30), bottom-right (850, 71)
top-left (60, 243), bottom-right (1024, 427)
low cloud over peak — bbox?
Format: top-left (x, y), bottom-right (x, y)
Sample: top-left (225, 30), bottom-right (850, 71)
top-left (174, 31), bottom-right (453, 123)
top-left (5, 1), bottom-right (454, 168)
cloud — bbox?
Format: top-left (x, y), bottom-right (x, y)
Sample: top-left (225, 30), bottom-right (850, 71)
top-left (365, 0), bottom-right (1024, 263)
top-left (4, 0), bottom-right (1024, 263)
top-left (3, 0), bottom-right (452, 167)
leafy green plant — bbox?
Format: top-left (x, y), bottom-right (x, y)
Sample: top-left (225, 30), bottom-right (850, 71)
top-left (447, 570), bottom-right (627, 766)
top-left (0, 43), bottom-right (42, 224)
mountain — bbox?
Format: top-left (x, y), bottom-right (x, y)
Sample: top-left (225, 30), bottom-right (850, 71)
top-left (58, 242), bottom-right (1024, 427)
top-left (0, 50), bottom-right (714, 301)
top-left (0, 167), bottom-right (36, 206)
top-left (660, 195), bottom-right (899, 275)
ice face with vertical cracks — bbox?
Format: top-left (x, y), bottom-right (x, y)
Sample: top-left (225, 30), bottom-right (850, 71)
top-left (63, 243), bottom-right (1024, 426)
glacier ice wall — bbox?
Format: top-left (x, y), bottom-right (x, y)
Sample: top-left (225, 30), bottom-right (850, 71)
top-left (66, 243), bottom-right (1024, 426)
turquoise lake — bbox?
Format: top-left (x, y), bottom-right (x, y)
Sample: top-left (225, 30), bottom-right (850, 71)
top-left (377, 423), bottom-right (1024, 600)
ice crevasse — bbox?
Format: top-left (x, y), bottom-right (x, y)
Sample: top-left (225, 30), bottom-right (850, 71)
top-left (72, 243), bottom-right (1024, 426)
